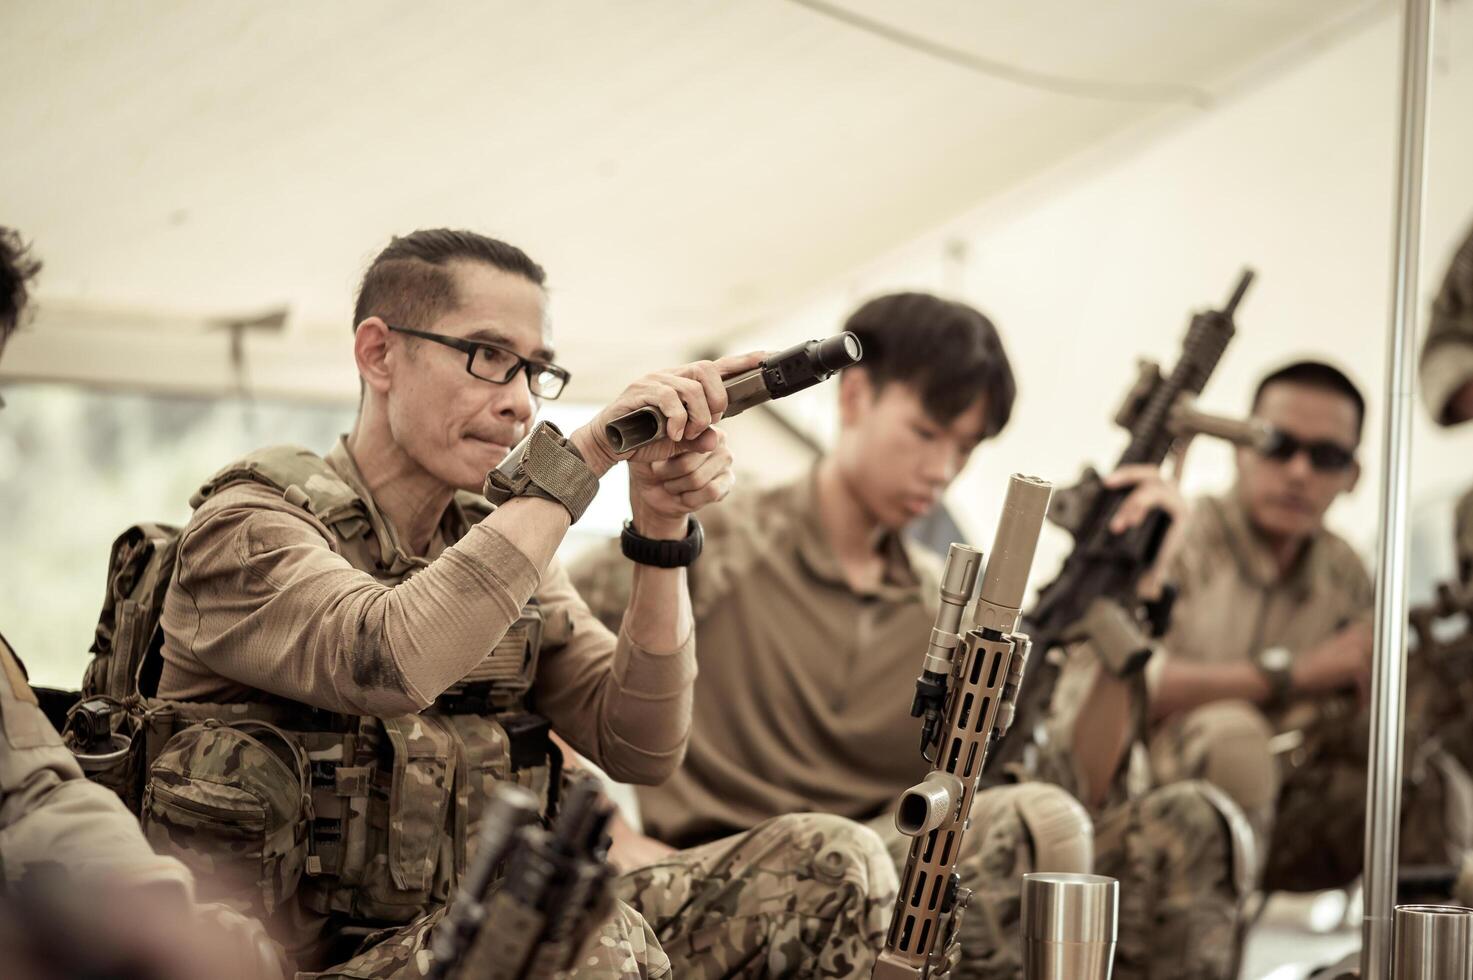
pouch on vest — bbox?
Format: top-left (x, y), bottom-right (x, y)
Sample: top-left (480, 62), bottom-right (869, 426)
top-left (62, 694), bottom-right (146, 813)
top-left (85, 522), bottom-right (180, 702)
top-left (340, 714), bottom-right (456, 922)
top-left (142, 719), bottom-right (312, 918)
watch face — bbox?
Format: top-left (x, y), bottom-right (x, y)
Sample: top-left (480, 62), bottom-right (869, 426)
top-left (1260, 647), bottom-right (1293, 672)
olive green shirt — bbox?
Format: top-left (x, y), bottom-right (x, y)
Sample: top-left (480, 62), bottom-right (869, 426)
top-left (571, 473), bottom-right (939, 848)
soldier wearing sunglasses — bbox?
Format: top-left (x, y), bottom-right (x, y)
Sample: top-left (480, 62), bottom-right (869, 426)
top-left (1141, 360), bottom-right (1472, 895)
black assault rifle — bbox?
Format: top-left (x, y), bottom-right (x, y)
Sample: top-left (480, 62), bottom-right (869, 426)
top-left (986, 270), bottom-right (1258, 780)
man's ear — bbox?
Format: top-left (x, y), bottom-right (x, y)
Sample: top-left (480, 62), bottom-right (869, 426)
top-left (838, 367), bottom-right (875, 428)
top-left (1346, 459), bottom-right (1362, 494)
top-left (354, 317), bottom-right (394, 396)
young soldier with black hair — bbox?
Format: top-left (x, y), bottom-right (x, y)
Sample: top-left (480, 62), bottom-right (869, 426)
top-left (573, 291), bottom-right (1253, 980)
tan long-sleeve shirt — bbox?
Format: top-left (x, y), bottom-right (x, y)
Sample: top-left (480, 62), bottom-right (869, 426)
top-left (159, 438), bottom-right (694, 786)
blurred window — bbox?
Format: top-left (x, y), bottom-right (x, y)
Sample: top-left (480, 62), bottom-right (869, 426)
top-left (0, 383), bottom-right (626, 689)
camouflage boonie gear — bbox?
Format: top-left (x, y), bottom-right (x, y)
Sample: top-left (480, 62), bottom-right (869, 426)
top-left (1093, 781), bottom-right (1252, 980)
top-left (616, 813), bottom-right (898, 980)
top-left (1419, 219), bottom-right (1473, 426)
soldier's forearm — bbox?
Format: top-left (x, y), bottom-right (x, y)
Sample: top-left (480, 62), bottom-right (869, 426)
top-left (618, 501), bottom-right (695, 656)
top-left (1150, 658), bottom-right (1272, 721)
top-left (620, 564), bottom-right (693, 656)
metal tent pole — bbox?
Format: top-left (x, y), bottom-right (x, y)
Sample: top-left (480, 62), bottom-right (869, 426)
top-left (1362, 0), bottom-right (1436, 976)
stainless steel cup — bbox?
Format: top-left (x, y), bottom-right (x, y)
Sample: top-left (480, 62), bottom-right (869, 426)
top-left (1021, 872), bottom-right (1118, 980)
top-left (1393, 904), bottom-right (1473, 979)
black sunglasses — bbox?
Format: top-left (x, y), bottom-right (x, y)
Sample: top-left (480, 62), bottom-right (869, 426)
top-left (386, 325), bottom-right (570, 399)
top-left (1259, 428), bottom-right (1356, 473)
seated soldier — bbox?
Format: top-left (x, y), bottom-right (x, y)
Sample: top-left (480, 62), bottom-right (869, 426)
top-left (149, 228), bottom-right (897, 979)
top-left (0, 227), bottom-right (283, 980)
top-left (1132, 360), bottom-right (1472, 891)
top-left (573, 292), bottom-right (1251, 980)
top-left (1419, 218), bottom-right (1473, 908)
top-left (1421, 219), bottom-right (1473, 581)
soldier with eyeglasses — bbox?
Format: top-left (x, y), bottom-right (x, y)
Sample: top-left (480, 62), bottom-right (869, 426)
top-left (138, 228), bottom-right (895, 979)
top-left (1119, 360), bottom-right (1473, 895)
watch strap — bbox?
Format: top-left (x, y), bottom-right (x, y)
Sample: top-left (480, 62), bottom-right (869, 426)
top-left (484, 422), bottom-right (599, 524)
top-left (621, 517), bottom-right (704, 568)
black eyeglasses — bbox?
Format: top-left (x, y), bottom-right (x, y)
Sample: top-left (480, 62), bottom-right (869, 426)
top-left (1259, 428), bottom-right (1356, 473)
top-left (386, 325), bottom-right (570, 399)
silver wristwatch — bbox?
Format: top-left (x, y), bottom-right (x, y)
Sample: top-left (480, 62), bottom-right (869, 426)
top-left (483, 421), bottom-right (599, 523)
top-left (1255, 645), bottom-right (1295, 707)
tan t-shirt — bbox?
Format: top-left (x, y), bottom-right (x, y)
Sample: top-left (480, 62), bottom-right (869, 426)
top-left (159, 438), bottom-right (695, 787)
top-left (1161, 492), bottom-right (1373, 693)
top-left (571, 473), bottom-right (940, 848)
top-left (1038, 491), bottom-right (1372, 802)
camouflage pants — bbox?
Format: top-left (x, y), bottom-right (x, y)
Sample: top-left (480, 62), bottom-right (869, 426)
top-left (1093, 781), bottom-right (1252, 980)
top-left (1149, 700), bottom-right (1278, 858)
top-left (295, 901), bottom-right (669, 979)
top-left (1151, 697), bottom-right (1473, 893)
top-left (616, 812), bottom-right (898, 980)
top-left (292, 812), bottom-right (892, 980)
top-left (866, 783), bottom-right (1093, 980)
top-left (1264, 705), bottom-right (1473, 893)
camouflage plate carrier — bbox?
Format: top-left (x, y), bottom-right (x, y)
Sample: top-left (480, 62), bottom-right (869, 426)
top-left (76, 445), bottom-right (565, 927)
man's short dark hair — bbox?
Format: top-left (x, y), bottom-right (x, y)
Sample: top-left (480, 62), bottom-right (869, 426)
top-left (1, 226), bottom-right (42, 345)
top-left (353, 229), bottom-right (546, 332)
top-left (842, 292), bottom-right (1016, 438)
top-left (1252, 359), bottom-right (1366, 443)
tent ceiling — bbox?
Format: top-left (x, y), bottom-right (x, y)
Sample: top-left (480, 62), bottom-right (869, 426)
top-left (1, 0), bottom-right (1385, 399)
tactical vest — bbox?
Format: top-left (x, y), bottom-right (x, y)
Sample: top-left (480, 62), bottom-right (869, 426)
top-left (80, 445), bottom-right (563, 925)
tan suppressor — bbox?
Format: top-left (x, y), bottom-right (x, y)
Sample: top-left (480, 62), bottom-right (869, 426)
top-left (603, 332), bottom-right (862, 453)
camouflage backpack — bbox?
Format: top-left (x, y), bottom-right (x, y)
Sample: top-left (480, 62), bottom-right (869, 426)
top-left (61, 521), bottom-right (183, 812)
top-left (85, 520), bottom-right (181, 704)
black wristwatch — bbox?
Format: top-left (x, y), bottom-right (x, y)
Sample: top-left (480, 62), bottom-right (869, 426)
top-left (621, 517), bottom-right (704, 568)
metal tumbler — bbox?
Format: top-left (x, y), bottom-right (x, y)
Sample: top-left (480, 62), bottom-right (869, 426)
top-left (1021, 872), bottom-right (1119, 980)
top-left (1393, 904), bottom-right (1473, 979)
